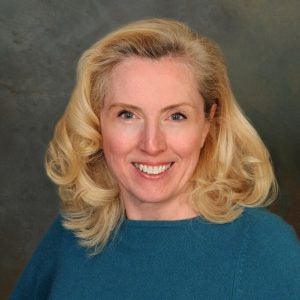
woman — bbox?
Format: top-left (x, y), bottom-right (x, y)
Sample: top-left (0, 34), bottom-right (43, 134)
top-left (11, 18), bottom-right (299, 299)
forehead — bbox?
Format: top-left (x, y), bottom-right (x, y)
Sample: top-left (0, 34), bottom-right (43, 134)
top-left (106, 56), bottom-right (201, 105)
top-left (109, 56), bottom-right (195, 83)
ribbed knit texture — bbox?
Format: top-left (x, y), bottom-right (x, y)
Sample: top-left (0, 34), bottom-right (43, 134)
top-left (11, 208), bottom-right (300, 299)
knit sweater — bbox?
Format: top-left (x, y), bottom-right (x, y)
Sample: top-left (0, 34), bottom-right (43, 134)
top-left (11, 208), bottom-right (300, 299)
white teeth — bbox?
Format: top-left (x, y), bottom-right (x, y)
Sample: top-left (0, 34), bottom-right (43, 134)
top-left (133, 163), bottom-right (172, 175)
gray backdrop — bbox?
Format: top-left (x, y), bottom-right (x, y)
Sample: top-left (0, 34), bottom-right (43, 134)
top-left (1, 0), bottom-right (299, 297)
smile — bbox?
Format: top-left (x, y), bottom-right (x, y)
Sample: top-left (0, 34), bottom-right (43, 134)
top-left (133, 162), bottom-right (173, 175)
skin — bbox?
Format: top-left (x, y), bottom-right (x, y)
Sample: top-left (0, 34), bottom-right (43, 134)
top-left (100, 56), bottom-right (214, 220)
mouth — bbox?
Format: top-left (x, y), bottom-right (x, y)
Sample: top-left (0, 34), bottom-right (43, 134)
top-left (132, 162), bottom-right (174, 175)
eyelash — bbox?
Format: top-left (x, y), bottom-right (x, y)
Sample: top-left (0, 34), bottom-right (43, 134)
top-left (169, 112), bottom-right (187, 121)
top-left (117, 110), bottom-right (187, 121)
top-left (117, 110), bottom-right (134, 119)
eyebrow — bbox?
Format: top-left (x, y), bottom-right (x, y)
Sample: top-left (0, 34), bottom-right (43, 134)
top-left (107, 103), bottom-right (143, 113)
top-left (107, 102), bottom-right (196, 113)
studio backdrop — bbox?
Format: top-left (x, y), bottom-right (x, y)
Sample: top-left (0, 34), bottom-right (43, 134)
top-left (1, 0), bottom-right (299, 298)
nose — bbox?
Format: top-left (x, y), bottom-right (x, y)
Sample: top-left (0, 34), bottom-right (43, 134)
top-left (138, 121), bottom-right (167, 155)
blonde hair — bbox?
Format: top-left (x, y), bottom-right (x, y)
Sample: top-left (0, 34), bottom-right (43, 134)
top-left (45, 18), bottom-right (277, 252)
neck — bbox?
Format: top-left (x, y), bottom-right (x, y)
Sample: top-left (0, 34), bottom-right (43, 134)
top-left (123, 195), bottom-right (198, 221)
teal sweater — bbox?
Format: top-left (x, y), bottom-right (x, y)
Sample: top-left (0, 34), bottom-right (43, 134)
top-left (11, 208), bottom-right (300, 299)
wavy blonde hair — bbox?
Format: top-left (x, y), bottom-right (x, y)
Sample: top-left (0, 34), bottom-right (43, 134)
top-left (45, 18), bottom-right (277, 252)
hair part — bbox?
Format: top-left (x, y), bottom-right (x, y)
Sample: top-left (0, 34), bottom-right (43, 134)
top-left (45, 18), bottom-right (277, 253)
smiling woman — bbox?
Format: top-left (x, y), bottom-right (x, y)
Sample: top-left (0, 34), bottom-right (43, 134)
top-left (100, 56), bottom-right (213, 220)
top-left (11, 18), bottom-right (300, 299)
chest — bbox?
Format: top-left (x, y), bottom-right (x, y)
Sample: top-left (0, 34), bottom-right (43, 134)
top-left (49, 238), bottom-right (237, 299)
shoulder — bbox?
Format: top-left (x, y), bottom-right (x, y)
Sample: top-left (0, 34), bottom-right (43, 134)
top-left (241, 207), bottom-right (299, 254)
top-left (30, 215), bottom-right (76, 260)
top-left (233, 208), bottom-right (300, 299)
top-left (10, 215), bottom-right (77, 300)
top-left (242, 207), bottom-right (298, 237)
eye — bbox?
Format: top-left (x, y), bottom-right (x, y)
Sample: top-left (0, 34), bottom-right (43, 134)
top-left (118, 110), bottom-right (134, 119)
top-left (169, 112), bottom-right (187, 121)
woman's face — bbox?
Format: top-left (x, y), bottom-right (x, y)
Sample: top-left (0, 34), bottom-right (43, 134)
top-left (100, 56), bottom-right (211, 219)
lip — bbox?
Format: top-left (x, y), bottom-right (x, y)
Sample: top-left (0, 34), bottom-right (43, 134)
top-left (132, 162), bottom-right (173, 166)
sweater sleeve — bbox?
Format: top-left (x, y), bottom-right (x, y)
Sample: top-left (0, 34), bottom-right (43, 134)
top-left (234, 209), bottom-right (300, 300)
top-left (10, 216), bottom-right (64, 300)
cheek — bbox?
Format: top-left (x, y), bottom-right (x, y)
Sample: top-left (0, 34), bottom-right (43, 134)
top-left (102, 133), bottom-right (126, 156)
top-left (101, 130), bottom-right (130, 177)
top-left (170, 125), bottom-right (208, 154)
top-left (101, 126), bottom-right (139, 156)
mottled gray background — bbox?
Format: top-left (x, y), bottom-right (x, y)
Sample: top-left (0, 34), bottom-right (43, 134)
top-left (1, 0), bottom-right (299, 298)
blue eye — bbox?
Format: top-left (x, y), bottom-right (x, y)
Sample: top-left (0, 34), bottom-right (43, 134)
top-left (170, 112), bottom-right (187, 121)
top-left (118, 110), bottom-right (134, 119)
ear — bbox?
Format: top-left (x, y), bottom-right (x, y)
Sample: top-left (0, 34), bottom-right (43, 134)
top-left (208, 103), bottom-right (217, 120)
top-left (200, 103), bottom-right (217, 148)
